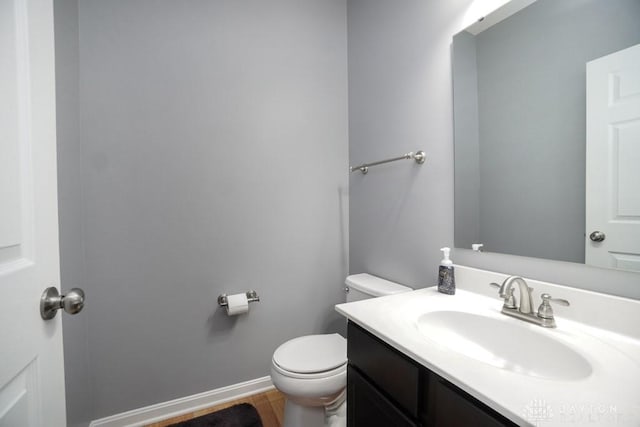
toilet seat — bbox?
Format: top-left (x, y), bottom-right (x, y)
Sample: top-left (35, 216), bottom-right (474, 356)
top-left (272, 334), bottom-right (347, 379)
top-left (272, 357), bottom-right (346, 380)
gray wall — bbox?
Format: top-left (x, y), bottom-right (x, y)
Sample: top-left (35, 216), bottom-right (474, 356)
top-left (57, 0), bottom-right (348, 423)
top-left (348, 0), bottom-right (470, 288)
top-left (475, 0), bottom-right (640, 263)
top-left (348, 0), bottom-right (640, 299)
top-left (54, 0), bottom-right (93, 426)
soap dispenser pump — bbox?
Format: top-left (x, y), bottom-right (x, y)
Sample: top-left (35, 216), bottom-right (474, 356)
top-left (438, 247), bottom-right (455, 295)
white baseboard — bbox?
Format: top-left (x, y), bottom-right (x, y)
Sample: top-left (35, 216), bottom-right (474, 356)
top-left (89, 376), bottom-right (274, 427)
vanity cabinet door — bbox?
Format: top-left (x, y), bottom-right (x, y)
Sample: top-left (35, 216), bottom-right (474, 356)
top-left (421, 372), bottom-right (517, 427)
top-left (347, 322), bottom-right (420, 418)
top-left (347, 366), bottom-right (418, 427)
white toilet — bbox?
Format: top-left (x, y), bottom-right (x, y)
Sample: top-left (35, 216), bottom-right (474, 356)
top-left (270, 273), bottom-right (412, 427)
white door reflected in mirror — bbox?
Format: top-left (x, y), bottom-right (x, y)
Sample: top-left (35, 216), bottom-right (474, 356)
top-left (586, 43), bottom-right (640, 271)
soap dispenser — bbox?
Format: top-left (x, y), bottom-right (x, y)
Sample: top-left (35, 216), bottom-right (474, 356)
top-left (438, 247), bottom-right (455, 295)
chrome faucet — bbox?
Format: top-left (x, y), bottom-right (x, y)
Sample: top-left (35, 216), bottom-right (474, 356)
top-left (499, 276), bottom-right (534, 314)
top-left (490, 276), bottom-right (569, 328)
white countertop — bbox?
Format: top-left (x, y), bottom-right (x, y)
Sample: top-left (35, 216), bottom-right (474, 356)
top-left (335, 267), bottom-right (640, 426)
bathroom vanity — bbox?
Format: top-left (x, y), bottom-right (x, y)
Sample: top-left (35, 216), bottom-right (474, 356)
top-left (336, 266), bottom-right (640, 426)
top-left (347, 321), bottom-right (515, 426)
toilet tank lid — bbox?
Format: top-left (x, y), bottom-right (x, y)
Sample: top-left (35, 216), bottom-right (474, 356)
top-left (345, 273), bottom-right (412, 296)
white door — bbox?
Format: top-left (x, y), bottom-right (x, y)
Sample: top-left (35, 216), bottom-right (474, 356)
top-left (0, 0), bottom-right (67, 426)
top-left (586, 43), bottom-right (640, 271)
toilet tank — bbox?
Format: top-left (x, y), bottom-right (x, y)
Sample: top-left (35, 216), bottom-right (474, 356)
top-left (345, 273), bottom-right (412, 303)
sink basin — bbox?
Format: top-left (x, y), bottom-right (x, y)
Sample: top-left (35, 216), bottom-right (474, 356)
top-left (416, 311), bottom-right (592, 380)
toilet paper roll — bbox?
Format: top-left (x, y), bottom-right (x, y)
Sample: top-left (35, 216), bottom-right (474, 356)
top-left (225, 293), bottom-right (249, 316)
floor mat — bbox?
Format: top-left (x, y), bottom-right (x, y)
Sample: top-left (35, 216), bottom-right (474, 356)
top-left (168, 403), bottom-right (263, 427)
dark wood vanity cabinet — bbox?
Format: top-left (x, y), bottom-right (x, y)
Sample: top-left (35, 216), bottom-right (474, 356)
top-left (347, 322), bottom-right (517, 427)
top-left (347, 366), bottom-right (418, 427)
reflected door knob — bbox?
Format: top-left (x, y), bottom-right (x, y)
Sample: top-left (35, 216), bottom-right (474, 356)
top-left (589, 231), bottom-right (606, 242)
top-left (40, 287), bottom-right (85, 320)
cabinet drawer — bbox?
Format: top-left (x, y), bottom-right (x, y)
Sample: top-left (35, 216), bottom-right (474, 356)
top-left (347, 322), bottom-right (420, 418)
top-left (347, 366), bottom-right (418, 427)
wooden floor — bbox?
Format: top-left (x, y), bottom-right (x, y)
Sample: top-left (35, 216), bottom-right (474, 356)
top-left (146, 388), bottom-right (285, 427)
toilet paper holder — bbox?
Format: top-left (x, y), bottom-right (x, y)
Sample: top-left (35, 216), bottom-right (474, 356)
top-left (217, 290), bottom-right (260, 307)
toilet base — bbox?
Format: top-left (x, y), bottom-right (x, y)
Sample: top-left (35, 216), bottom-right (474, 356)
top-left (283, 399), bottom-right (324, 427)
top-left (282, 399), bottom-right (346, 427)
top-left (326, 399), bottom-right (346, 427)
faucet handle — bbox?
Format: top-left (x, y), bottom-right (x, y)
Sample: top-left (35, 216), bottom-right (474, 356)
top-left (541, 293), bottom-right (569, 306)
top-left (489, 281), bottom-right (508, 297)
top-left (489, 282), bottom-right (516, 309)
top-left (538, 293), bottom-right (569, 320)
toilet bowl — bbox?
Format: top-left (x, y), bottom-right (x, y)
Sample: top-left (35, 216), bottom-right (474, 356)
top-left (271, 334), bottom-right (347, 427)
top-left (270, 274), bottom-right (412, 427)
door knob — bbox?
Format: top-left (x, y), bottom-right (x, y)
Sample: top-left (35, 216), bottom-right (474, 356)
top-left (40, 287), bottom-right (85, 320)
top-left (589, 231), bottom-right (606, 242)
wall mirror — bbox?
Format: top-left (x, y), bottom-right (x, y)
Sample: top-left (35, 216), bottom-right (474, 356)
top-left (453, 0), bottom-right (640, 272)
